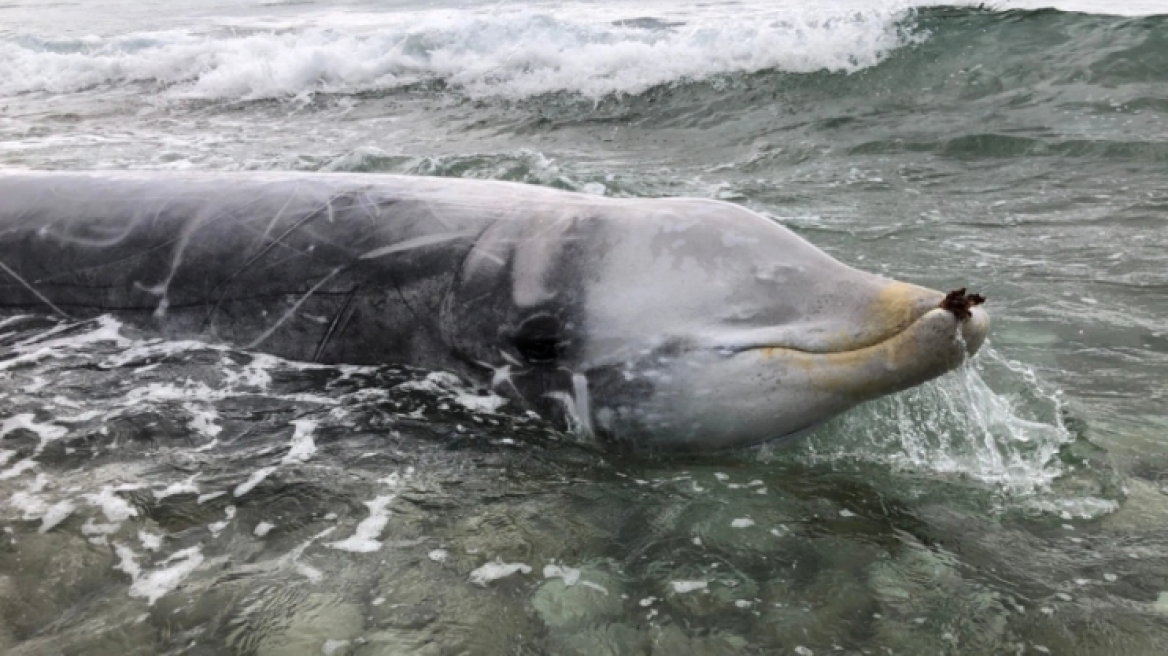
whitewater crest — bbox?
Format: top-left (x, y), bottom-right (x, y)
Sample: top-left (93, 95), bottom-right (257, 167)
top-left (0, 7), bottom-right (917, 101)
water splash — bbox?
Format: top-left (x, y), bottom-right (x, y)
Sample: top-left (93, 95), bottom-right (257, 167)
top-left (797, 344), bottom-right (1080, 496)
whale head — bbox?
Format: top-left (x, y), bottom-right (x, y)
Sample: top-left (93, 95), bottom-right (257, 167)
top-left (444, 196), bottom-right (988, 451)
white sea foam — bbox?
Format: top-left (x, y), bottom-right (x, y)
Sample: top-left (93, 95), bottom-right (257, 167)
top-left (115, 543), bottom-right (205, 606)
top-left (0, 7), bottom-right (915, 101)
top-left (0, 414), bottom-right (68, 454)
top-left (282, 418), bottom-right (318, 464)
top-left (0, 458), bottom-right (38, 480)
top-left (139, 530), bottom-right (164, 551)
top-left (233, 466), bottom-right (276, 497)
top-left (184, 403), bottom-right (223, 439)
top-left (38, 499), bottom-right (75, 533)
top-left (208, 505), bottom-right (236, 536)
top-left (197, 491), bottom-right (226, 504)
top-left (396, 372), bottom-right (509, 414)
top-left (0, 317), bottom-right (128, 371)
top-left (543, 563), bottom-right (581, 586)
top-left (469, 559), bottom-right (532, 586)
top-left (153, 477), bottom-right (200, 500)
top-left (84, 485), bottom-right (140, 523)
top-left (671, 580), bottom-right (708, 593)
top-left (326, 495), bottom-right (395, 553)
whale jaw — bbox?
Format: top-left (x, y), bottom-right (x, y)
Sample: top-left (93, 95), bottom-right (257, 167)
top-left (602, 281), bottom-right (991, 452)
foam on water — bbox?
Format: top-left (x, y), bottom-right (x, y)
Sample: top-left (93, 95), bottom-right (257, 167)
top-left (0, 457), bottom-right (34, 478)
top-left (282, 418), bottom-right (318, 464)
top-left (114, 543), bottom-right (206, 606)
top-left (153, 477), bottom-right (200, 500)
top-left (543, 563), bottom-right (582, 586)
top-left (0, 316), bottom-right (528, 613)
top-left (0, 316), bottom-right (128, 371)
top-left (84, 485), bottom-right (140, 522)
top-left (38, 499), bottom-right (75, 533)
top-left (397, 372), bottom-right (509, 414)
top-left (232, 466), bottom-right (277, 497)
top-left (0, 414), bottom-right (67, 454)
top-left (469, 560), bottom-right (533, 586)
top-left (326, 495), bottom-right (396, 553)
top-left (0, 7), bottom-right (915, 101)
top-left (671, 580), bottom-right (708, 594)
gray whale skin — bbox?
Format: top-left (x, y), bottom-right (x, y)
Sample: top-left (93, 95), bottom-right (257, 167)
top-left (0, 171), bottom-right (988, 451)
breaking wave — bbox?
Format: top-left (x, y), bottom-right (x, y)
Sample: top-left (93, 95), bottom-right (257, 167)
top-left (0, 7), bottom-right (914, 100)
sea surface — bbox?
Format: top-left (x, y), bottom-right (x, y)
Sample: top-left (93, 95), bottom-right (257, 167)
top-left (2, 0), bottom-right (1168, 654)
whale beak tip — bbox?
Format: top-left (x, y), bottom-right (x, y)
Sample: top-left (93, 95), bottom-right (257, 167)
top-left (959, 304), bottom-right (990, 356)
top-left (939, 288), bottom-right (987, 322)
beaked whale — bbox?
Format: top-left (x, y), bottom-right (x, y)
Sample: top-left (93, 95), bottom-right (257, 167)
top-left (0, 171), bottom-right (988, 451)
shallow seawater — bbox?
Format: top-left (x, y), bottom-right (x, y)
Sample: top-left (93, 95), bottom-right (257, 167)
top-left (0, 316), bottom-right (1153, 655)
top-left (3, 1), bottom-right (1168, 654)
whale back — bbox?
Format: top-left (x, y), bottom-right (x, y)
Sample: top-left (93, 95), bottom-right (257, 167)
top-left (0, 171), bottom-right (522, 366)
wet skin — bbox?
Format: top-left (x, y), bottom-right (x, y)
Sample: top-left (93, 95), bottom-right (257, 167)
top-left (0, 171), bottom-right (988, 450)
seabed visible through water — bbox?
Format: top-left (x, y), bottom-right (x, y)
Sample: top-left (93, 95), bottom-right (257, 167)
top-left (3, 0), bottom-right (1168, 653)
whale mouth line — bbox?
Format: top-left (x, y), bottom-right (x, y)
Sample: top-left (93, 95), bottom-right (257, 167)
top-left (729, 288), bottom-right (988, 359)
top-left (747, 306), bottom-right (969, 360)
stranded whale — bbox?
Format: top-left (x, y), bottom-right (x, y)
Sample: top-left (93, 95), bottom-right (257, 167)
top-left (0, 171), bottom-right (988, 450)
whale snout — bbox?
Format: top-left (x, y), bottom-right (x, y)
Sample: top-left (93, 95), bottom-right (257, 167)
top-left (939, 287), bottom-right (987, 322)
top-left (930, 287), bottom-right (990, 356)
top-left (956, 300), bottom-right (990, 356)
top-left (862, 284), bottom-right (990, 394)
top-left (768, 280), bottom-right (990, 406)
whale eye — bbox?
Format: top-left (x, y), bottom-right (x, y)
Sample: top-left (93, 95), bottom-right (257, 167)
top-left (513, 315), bottom-right (562, 365)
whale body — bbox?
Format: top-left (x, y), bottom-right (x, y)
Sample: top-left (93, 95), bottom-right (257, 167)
top-left (0, 171), bottom-right (988, 450)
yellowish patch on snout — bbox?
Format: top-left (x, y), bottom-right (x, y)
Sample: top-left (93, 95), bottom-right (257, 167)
top-left (755, 279), bottom-right (986, 404)
top-left (787, 329), bottom-right (923, 397)
top-left (868, 281), bottom-right (944, 341)
top-left (792, 280), bottom-right (944, 355)
top-left (766, 306), bottom-right (966, 400)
